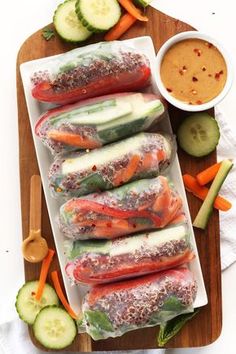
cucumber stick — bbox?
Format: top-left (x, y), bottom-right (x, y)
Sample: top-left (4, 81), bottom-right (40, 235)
top-left (75, 0), bottom-right (121, 32)
top-left (193, 159), bottom-right (233, 229)
top-left (15, 281), bottom-right (59, 325)
top-left (33, 306), bottom-right (77, 349)
top-left (54, 0), bottom-right (92, 42)
top-left (134, 0), bottom-right (152, 7)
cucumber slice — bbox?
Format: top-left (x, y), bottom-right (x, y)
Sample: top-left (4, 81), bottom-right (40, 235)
top-left (75, 0), bottom-right (121, 32)
top-left (134, 0), bottom-right (152, 8)
top-left (177, 113), bottom-right (220, 157)
top-left (15, 281), bottom-right (59, 325)
top-left (33, 306), bottom-right (77, 349)
top-left (54, 0), bottom-right (92, 43)
top-left (193, 159), bottom-right (233, 229)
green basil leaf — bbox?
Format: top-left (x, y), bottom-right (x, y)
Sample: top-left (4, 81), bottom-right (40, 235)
top-left (157, 308), bottom-right (200, 347)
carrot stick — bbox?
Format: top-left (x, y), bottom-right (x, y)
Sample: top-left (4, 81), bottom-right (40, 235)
top-left (48, 130), bottom-right (101, 149)
top-left (183, 174), bottom-right (232, 211)
top-left (196, 162), bottom-right (221, 185)
top-left (35, 249), bottom-right (55, 301)
top-left (118, 0), bottom-right (148, 21)
top-left (113, 154), bottom-right (140, 185)
top-left (104, 13), bottom-right (137, 41)
top-left (51, 271), bottom-right (78, 320)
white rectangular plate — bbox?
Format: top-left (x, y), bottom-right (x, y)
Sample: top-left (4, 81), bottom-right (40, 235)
top-left (20, 36), bottom-right (208, 314)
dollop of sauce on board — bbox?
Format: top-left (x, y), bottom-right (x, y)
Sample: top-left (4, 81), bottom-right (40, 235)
top-left (160, 39), bottom-right (227, 105)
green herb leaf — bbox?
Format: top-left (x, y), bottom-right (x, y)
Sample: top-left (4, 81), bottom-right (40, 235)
top-left (84, 310), bottom-right (114, 332)
top-left (157, 308), bottom-right (200, 347)
top-left (42, 27), bottom-right (55, 41)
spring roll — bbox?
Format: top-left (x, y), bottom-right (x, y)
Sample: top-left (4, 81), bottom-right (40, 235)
top-left (65, 223), bottom-right (195, 284)
top-left (59, 176), bottom-right (182, 239)
top-left (49, 133), bottom-right (175, 199)
top-left (31, 42), bottom-right (151, 105)
top-left (78, 267), bottom-right (197, 340)
top-left (35, 92), bottom-right (165, 155)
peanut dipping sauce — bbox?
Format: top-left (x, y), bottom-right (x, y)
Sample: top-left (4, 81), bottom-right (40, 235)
top-left (160, 38), bottom-right (227, 105)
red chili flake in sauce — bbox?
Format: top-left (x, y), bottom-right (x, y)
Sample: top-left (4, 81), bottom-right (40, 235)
top-left (166, 88), bottom-right (172, 92)
top-left (192, 76), bottom-right (198, 82)
top-left (132, 224), bottom-right (136, 228)
top-left (193, 48), bottom-right (202, 56)
top-left (196, 100), bottom-right (203, 104)
top-left (179, 69), bottom-right (184, 75)
top-left (92, 165), bottom-right (97, 171)
top-left (106, 222), bottom-right (112, 228)
top-left (214, 70), bottom-right (223, 80)
top-left (91, 223), bottom-right (96, 228)
top-left (202, 66), bottom-right (206, 71)
top-left (208, 74), bottom-right (212, 77)
top-left (183, 65), bottom-right (187, 71)
top-left (31, 292), bottom-right (36, 296)
top-left (208, 42), bottom-right (213, 48)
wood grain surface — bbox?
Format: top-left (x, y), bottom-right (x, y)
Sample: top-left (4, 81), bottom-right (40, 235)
top-left (16, 6), bottom-right (222, 351)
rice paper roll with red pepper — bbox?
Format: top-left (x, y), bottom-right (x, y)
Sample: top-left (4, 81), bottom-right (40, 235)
top-left (49, 133), bottom-right (175, 199)
top-left (35, 92), bottom-right (165, 155)
top-left (78, 267), bottom-right (197, 340)
top-left (31, 42), bottom-right (151, 105)
top-left (65, 223), bottom-right (195, 285)
top-left (59, 176), bottom-right (182, 239)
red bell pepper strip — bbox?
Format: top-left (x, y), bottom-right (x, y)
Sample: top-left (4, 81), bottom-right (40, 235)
top-left (65, 199), bottom-right (162, 226)
top-left (72, 250), bottom-right (195, 285)
top-left (32, 67), bottom-right (151, 105)
top-left (87, 267), bottom-right (191, 305)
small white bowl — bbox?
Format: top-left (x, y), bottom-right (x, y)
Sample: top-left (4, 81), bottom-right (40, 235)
top-left (155, 31), bottom-right (233, 111)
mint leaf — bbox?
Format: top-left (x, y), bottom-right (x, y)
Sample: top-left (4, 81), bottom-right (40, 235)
top-left (42, 28), bottom-right (55, 41)
top-left (157, 309), bottom-right (200, 347)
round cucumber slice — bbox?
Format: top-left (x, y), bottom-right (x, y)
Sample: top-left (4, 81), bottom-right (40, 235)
top-left (33, 306), bottom-right (77, 349)
top-left (15, 281), bottom-right (59, 325)
top-left (54, 0), bottom-right (92, 43)
top-left (177, 113), bottom-right (220, 157)
top-left (76, 0), bottom-right (121, 32)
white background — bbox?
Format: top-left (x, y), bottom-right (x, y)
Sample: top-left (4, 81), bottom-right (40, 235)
top-left (0, 0), bottom-right (236, 353)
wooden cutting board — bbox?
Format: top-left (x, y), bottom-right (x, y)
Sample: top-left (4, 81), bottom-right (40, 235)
top-left (16, 6), bottom-right (222, 351)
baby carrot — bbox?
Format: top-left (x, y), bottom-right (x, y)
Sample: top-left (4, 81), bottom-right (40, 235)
top-left (196, 162), bottom-right (221, 185)
top-left (104, 13), bottom-right (137, 41)
top-left (51, 270), bottom-right (78, 320)
top-left (118, 0), bottom-right (148, 21)
top-left (183, 174), bottom-right (232, 211)
top-left (35, 249), bottom-right (55, 301)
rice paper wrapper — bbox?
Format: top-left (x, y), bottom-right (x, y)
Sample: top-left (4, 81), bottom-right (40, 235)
top-left (78, 267), bottom-right (197, 340)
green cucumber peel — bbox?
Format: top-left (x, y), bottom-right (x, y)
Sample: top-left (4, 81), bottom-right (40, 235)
top-left (68, 239), bottom-right (110, 259)
top-left (193, 159), bottom-right (233, 229)
top-left (49, 100), bottom-right (116, 125)
top-left (157, 308), bottom-right (200, 347)
top-left (134, 0), bottom-right (152, 8)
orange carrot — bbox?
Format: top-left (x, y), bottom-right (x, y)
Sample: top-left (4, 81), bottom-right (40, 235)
top-left (113, 154), bottom-right (140, 185)
top-left (196, 162), bottom-right (221, 185)
top-left (48, 130), bottom-right (101, 149)
top-left (35, 249), bottom-right (55, 301)
top-left (183, 174), bottom-right (232, 211)
top-left (118, 0), bottom-right (148, 21)
top-left (104, 13), bottom-right (137, 41)
top-left (141, 152), bottom-right (154, 170)
top-left (51, 271), bottom-right (78, 320)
